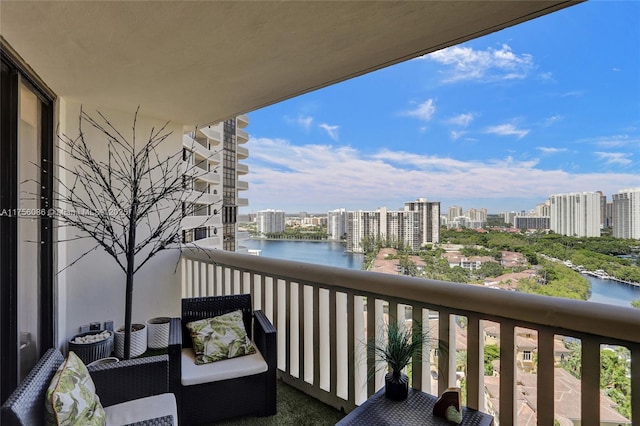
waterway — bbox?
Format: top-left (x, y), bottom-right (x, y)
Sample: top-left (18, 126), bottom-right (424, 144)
top-left (244, 239), bottom-right (364, 270)
top-left (243, 239), bottom-right (640, 308)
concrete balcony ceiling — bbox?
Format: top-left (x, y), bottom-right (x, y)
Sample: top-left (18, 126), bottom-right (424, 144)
top-left (1, 1), bottom-right (580, 125)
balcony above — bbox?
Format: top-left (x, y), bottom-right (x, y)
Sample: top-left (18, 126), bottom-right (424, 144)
top-left (237, 197), bottom-right (249, 207)
top-left (237, 114), bottom-right (249, 129)
top-left (237, 180), bottom-right (249, 191)
top-left (2, 2), bottom-right (579, 125)
top-left (197, 127), bottom-right (222, 145)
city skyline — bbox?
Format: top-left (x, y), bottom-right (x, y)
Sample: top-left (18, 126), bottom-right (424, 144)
top-left (241, 1), bottom-right (639, 214)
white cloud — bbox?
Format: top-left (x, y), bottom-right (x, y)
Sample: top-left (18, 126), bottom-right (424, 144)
top-left (613, 68), bottom-right (621, 72)
top-left (588, 134), bottom-right (640, 148)
top-left (422, 44), bottom-right (534, 82)
top-left (595, 152), bottom-right (633, 166)
top-left (297, 115), bottom-right (313, 130)
top-left (447, 113), bottom-right (474, 127)
top-left (404, 99), bottom-right (436, 122)
top-left (485, 124), bottom-right (529, 139)
top-left (537, 147), bottom-right (568, 154)
top-left (319, 123), bottom-right (339, 141)
top-left (542, 115), bottom-right (562, 127)
top-left (244, 137), bottom-right (639, 212)
top-left (450, 130), bottom-right (466, 141)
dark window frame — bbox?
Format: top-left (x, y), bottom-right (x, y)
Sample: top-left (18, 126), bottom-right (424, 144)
top-left (0, 48), bottom-right (54, 404)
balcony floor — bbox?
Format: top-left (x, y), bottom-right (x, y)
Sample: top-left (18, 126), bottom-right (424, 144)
top-left (216, 380), bottom-right (345, 425)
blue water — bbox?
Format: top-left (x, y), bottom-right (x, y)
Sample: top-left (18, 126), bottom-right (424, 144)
top-left (244, 239), bottom-right (640, 307)
top-left (244, 239), bottom-right (364, 270)
top-left (586, 275), bottom-right (640, 308)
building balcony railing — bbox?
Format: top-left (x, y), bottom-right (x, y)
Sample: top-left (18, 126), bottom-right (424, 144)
top-left (237, 197), bottom-right (248, 207)
top-left (197, 127), bottom-right (222, 144)
top-left (180, 248), bottom-right (640, 425)
top-left (237, 114), bottom-right (249, 129)
top-left (236, 163), bottom-right (249, 175)
top-left (237, 180), bottom-right (249, 191)
top-left (236, 129), bottom-right (249, 143)
top-left (237, 146), bottom-right (249, 159)
top-left (181, 214), bottom-right (222, 230)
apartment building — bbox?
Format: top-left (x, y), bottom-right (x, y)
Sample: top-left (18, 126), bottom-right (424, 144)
top-left (447, 205), bottom-right (462, 222)
top-left (612, 188), bottom-right (640, 239)
top-left (514, 216), bottom-right (551, 230)
top-left (181, 115), bottom-right (250, 251)
top-left (327, 208), bottom-right (348, 240)
top-left (549, 192), bottom-right (601, 237)
top-left (347, 199), bottom-right (440, 252)
top-left (256, 209), bottom-right (286, 235)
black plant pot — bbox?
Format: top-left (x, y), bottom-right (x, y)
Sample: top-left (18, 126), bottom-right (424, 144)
top-left (385, 371), bottom-right (409, 400)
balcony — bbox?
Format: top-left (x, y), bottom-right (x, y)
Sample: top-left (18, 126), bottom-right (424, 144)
top-left (237, 180), bottom-right (249, 191)
top-left (236, 163), bottom-right (249, 175)
top-left (237, 146), bottom-right (249, 159)
top-left (236, 129), bottom-right (249, 143)
top-left (237, 197), bottom-right (249, 207)
top-left (181, 214), bottom-right (222, 230)
top-left (197, 127), bottom-right (222, 145)
top-left (237, 114), bottom-right (249, 129)
top-left (181, 248), bottom-right (640, 424)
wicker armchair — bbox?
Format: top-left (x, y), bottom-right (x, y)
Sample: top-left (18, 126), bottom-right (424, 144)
top-left (1, 348), bottom-right (173, 426)
top-left (169, 294), bottom-right (277, 425)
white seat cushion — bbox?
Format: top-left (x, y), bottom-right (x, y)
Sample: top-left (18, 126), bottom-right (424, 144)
top-left (104, 393), bottom-right (177, 426)
top-left (181, 344), bottom-right (268, 386)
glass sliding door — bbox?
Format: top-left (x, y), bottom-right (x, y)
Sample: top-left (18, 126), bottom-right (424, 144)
top-left (0, 48), bottom-right (54, 403)
top-left (17, 80), bottom-right (42, 380)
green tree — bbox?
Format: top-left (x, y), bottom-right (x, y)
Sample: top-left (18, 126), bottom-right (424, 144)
top-left (476, 261), bottom-right (504, 279)
top-left (484, 344), bottom-right (500, 376)
top-left (631, 299), bottom-right (640, 309)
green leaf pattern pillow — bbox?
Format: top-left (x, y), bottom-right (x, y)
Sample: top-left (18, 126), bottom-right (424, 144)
top-left (45, 351), bottom-right (106, 426)
top-left (186, 310), bottom-right (256, 365)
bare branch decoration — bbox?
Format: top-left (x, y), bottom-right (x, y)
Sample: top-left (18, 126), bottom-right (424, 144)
top-left (50, 107), bottom-right (217, 359)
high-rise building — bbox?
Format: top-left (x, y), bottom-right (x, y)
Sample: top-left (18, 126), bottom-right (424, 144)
top-left (536, 201), bottom-right (551, 217)
top-left (327, 209), bottom-right (348, 240)
top-left (503, 211), bottom-right (517, 226)
top-left (549, 192), bottom-right (601, 237)
top-left (605, 202), bottom-right (614, 228)
top-left (596, 191), bottom-right (607, 230)
top-left (514, 216), bottom-right (551, 230)
top-left (465, 207), bottom-right (487, 223)
top-left (347, 198), bottom-right (440, 252)
top-left (256, 209), bottom-right (286, 235)
top-left (612, 188), bottom-right (640, 239)
top-left (405, 198), bottom-right (441, 246)
top-left (181, 115), bottom-right (250, 250)
top-left (448, 206), bottom-right (462, 222)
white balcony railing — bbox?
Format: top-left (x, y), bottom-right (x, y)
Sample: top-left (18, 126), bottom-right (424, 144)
top-left (236, 129), bottom-right (249, 143)
top-left (236, 180), bottom-right (249, 191)
top-left (236, 163), bottom-right (249, 175)
top-left (237, 146), bottom-right (248, 159)
top-left (180, 249), bottom-right (640, 425)
top-left (237, 114), bottom-right (249, 129)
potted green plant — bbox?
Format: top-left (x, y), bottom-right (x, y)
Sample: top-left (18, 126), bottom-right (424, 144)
top-left (368, 319), bottom-right (429, 400)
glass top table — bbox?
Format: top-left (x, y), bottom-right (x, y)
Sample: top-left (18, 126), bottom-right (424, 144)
top-left (336, 388), bottom-right (494, 426)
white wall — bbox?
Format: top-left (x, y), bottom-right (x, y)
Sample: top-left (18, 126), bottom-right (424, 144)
top-left (56, 99), bottom-right (183, 349)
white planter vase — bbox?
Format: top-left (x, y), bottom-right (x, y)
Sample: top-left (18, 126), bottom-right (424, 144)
top-left (146, 317), bottom-right (171, 349)
top-left (114, 324), bottom-right (147, 358)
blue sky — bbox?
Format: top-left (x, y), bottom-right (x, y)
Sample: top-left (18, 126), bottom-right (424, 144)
top-left (242, 1), bottom-right (640, 215)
